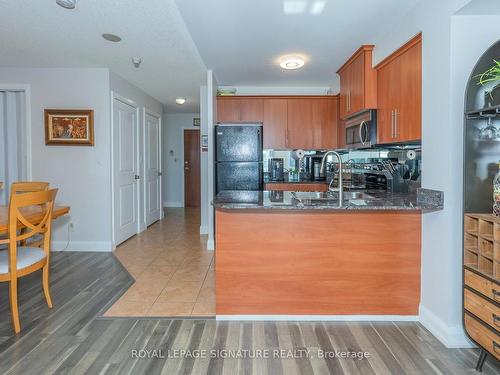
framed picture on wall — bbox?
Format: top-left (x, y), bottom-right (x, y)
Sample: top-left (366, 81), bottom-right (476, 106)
top-left (193, 117), bottom-right (201, 126)
top-left (44, 109), bottom-right (94, 146)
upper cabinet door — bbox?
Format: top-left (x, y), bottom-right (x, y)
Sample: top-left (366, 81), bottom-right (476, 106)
top-left (287, 99), bottom-right (314, 149)
top-left (397, 39), bottom-right (421, 142)
top-left (312, 98), bottom-right (339, 149)
top-left (376, 62), bottom-right (399, 144)
top-left (375, 34), bottom-right (421, 144)
top-left (216, 98), bottom-right (264, 123)
top-left (349, 53), bottom-right (366, 115)
top-left (217, 98), bottom-right (241, 123)
top-left (239, 99), bottom-right (264, 123)
top-left (337, 45), bottom-right (377, 120)
top-left (338, 65), bottom-right (350, 120)
top-left (263, 99), bottom-right (288, 149)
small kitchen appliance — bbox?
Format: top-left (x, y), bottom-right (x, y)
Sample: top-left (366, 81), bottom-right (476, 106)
top-left (269, 158), bottom-right (285, 182)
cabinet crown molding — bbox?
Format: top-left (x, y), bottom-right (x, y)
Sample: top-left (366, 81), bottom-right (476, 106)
top-left (374, 33), bottom-right (422, 70)
top-left (336, 45), bottom-right (375, 74)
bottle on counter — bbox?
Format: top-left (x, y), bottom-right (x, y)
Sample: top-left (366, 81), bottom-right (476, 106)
top-left (493, 161), bottom-right (500, 217)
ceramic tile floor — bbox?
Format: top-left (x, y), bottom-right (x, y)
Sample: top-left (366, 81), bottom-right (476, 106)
top-left (104, 208), bottom-right (215, 317)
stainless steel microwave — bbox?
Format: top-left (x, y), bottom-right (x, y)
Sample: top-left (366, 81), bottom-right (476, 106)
top-left (345, 109), bottom-right (377, 149)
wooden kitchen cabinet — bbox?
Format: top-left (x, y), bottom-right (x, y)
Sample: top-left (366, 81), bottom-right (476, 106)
top-left (217, 98), bottom-right (240, 123)
top-left (287, 99), bottom-right (314, 149)
top-left (375, 34), bottom-right (422, 144)
top-left (239, 99), bottom-right (264, 122)
top-left (263, 99), bottom-right (288, 149)
top-left (287, 97), bottom-right (338, 149)
top-left (337, 45), bottom-right (377, 119)
top-left (217, 96), bottom-right (338, 149)
top-left (216, 97), bottom-right (263, 123)
top-left (313, 98), bottom-right (338, 149)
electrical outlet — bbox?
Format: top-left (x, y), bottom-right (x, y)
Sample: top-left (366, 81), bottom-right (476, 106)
top-left (69, 222), bottom-right (76, 232)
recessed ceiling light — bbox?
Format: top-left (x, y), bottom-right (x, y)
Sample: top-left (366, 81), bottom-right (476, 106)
top-left (102, 33), bottom-right (122, 43)
top-left (176, 98), bottom-right (186, 105)
top-left (56, 0), bottom-right (76, 9)
top-left (279, 56), bottom-right (305, 70)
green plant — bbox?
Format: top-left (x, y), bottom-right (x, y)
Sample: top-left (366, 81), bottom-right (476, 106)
top-left (477, 60), bottom-right (500, 85)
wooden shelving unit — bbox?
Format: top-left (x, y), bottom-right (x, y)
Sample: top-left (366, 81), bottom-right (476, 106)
top-left (464, 214), bottom-right (500, 279)
top-left (463, 214), bottom-right (500, 364)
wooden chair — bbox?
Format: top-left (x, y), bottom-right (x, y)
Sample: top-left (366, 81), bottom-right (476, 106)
top-left (11, 181), bottom-right (49, 194)
top-left (11, 182), bottom-right (50, 247)
top-left (0, 188), bottom-right (58, 333)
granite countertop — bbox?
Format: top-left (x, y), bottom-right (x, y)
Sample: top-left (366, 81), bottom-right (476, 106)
top-left (212, 188), bottom-right (444, 212)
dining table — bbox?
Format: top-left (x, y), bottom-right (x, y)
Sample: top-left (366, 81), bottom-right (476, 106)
top-left (0, 205), bottom-right (70, 235)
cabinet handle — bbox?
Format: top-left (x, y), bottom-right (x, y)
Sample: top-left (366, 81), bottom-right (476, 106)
top-left (348, 91), bottom-right (351, 112)
top-left (391, 110), bottom-right (395, 138)
top-left (493, 313), bottom-right (500, 328)
top-left (493, 288), bottom-right (500, 302)
top-left (494, 341), bottom-right (500, 355)
top-left (285, 128), bottom-right (289, 148)
top-left (394, 109), bottom-right (398, 138)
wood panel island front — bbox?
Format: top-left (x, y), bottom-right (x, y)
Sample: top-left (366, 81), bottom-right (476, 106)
top-left (213, 190), bottom-right (443, 317)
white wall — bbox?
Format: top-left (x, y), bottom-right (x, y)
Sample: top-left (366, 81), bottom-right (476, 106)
top-left (200, 86), bottom-right (209, 234)
top-left (372, 0), bottom-right (497, 348)
top-left (0, 68), bottom-right (112, 251)
top-left (162, 112), bottom-right (200, 208)
top-left (110, 73), bottom-right (163, 234)
top-left (206, 71), bottom-right (217, 250)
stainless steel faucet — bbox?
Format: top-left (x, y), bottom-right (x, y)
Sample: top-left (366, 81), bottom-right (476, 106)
top-left (320, 151), bottom-right (343, 206)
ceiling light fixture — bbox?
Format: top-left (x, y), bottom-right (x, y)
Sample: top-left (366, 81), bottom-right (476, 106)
top-left (176, 98), bottom-right (186, 105)
top-left (279, 56), bottom-right (305, 70)
top-left (56, 0), bottom-right (76, 9)
top-left (102, 33), bottom-right (122, 42)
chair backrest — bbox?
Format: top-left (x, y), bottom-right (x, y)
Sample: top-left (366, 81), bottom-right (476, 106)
top-left (7, 189), bottom-right (58, 251)
top-left (11, 181), bottom-right (49, 194)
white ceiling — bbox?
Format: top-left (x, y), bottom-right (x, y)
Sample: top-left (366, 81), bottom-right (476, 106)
top-left (175, 0), bottom-right (421, 88)
top-left (0, 0), bottom-right (206, 113)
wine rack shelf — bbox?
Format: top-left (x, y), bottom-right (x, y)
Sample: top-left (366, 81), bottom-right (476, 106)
top-left (463, 214), bottom-right (500, 364)
top-left (464, 214), bottom-right (500, 279)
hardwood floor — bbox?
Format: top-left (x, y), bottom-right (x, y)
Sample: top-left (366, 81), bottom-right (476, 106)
top-left (109, 208), bottom-right (214, 317)
top-left (0, 251), bottom-right (499, 373)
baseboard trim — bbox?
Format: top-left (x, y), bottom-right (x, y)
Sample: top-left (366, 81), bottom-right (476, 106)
top-left (207, 239), bottom-right (215, 251)
top-left (419, 305), bottom-right (475, 348)
top-left (216, 315), bottom-right (419, 322)
top-left (163, 201), bottom-right (183, 208)
top-left (51, 241), bottom-right (113, 252)
top-left (200, 225), bottom-right (208, 235)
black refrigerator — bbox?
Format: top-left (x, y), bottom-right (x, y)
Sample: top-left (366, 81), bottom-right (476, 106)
top-left (215, 124), bottom-right (263, 193)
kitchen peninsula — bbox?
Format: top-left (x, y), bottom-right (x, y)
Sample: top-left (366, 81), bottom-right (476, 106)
top-left (213, 189), bottom-right (443, 316)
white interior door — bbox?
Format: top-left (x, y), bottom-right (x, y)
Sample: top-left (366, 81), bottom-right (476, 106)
top-left (113, 98), bottom-right (138, 245)
top-left (0, 90), bottom-right (27, 205)
top-left (144, 112), bottom-right (161, 226)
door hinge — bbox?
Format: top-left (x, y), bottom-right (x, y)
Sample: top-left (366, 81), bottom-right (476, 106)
top-left (158, 172), bottom-right (162, 177)
top-left (134, 175), bottom-right (140, 180)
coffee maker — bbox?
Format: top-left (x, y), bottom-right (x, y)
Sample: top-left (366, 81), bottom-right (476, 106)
top-left (304, 155), bottom-right (326, 181)
top-left (269, 158), bottom-right (284, 182)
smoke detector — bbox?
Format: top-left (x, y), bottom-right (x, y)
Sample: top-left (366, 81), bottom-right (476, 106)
top-left (56, 0), bottom-right (76, 9)
top-left (132, 58), bottom-right (142, 68)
